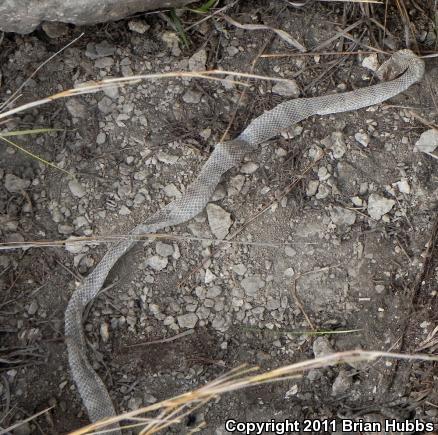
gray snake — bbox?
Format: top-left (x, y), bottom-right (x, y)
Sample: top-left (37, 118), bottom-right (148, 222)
top-left (64, 50), bottom-right (425, 430)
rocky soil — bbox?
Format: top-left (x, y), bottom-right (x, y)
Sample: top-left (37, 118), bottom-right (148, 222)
top-left (0, 1), bottom-right (437, 433)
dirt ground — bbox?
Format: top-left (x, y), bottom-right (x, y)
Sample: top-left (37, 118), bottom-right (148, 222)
top-left (0, 1), bottom-right (437, 434)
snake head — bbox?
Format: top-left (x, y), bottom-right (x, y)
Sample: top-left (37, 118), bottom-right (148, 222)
top-left (376, 49), bottom-right (425, 82)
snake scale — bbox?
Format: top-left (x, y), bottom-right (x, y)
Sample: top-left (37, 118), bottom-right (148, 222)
top-left (64, 50), bottom-right (425, 430)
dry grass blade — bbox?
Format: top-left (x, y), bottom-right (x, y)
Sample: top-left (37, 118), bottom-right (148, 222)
top-left (221, 14), bottom-right (307, 52)
top-left (0, 33), bottom-right (84, 113)
top-left (0, 135), bottom-right (74, 177)
top-left (0, 70), bottom-right (298, 122)
top-left (0, 233), bottom-right (298, 251)
top-left (70, 350), bottom-right (437, 435)
top-left (0, 407), bottom-right (53, 435)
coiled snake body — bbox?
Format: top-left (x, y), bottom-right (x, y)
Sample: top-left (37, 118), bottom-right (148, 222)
top-left (64, 50), bottom-right (425, 429)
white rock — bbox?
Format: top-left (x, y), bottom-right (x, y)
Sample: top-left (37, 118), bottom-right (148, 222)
top-left (119, 205), bottom-right (131, 215)
top-left (4, 174), bottom-right (30, 193)
top-left (414, 129), bottom-right (438, 154)
top-left (367, 193), bottom-right (395, 220)
top-left (96, 132), bottom-right (106, 144)
top-left (354, 132), bottom-right (370, 147)
top-left (316, 184), bottom-right (330, 199)
top-left (394, 178), bottom-right (410, 194)
top-left (64, 236), bottom-right (88, 254)
top-left (283, 267), bottom-right (295, 277)
top-left (68, 179), bottom-right (86, 198)
top-left (206, 204), bottom-right (232, 239)
top-left (362, 54), bottom-right (379, 72)
top-left (146, 255), bottom-right (168, 271)
top-left (306, 180), bottom-right (319, 197)
top-left (272, 80), bottom-right (299, 97)
top-left (188, 49), bottom-right (207, 71)
top-left (100, 322), bottom-right (110, 343)
top-left (164, 183), bottom-right (181, 198)
top-left (205, 269), bottom-right (216, 284)
top-left (240, 162), bottom-right (259, 174)
top-left (330, 132), bottom-right (347, 159)
top-left (128, 19), bottom-right (150, 34)
top-left (177, 313), bottom-right (198, 329)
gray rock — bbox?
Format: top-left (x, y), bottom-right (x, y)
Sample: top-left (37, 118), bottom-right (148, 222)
top-left (0, 1), bottom-right (196, 33)
top-left (103, 86), bottom-right (119, 100)
top-left (284, 246), bottom-right (296, 257)
top-left (58, 224), bottom-right (74, 235)
top-left (28, 300), bottom-right (38, 315)
top-left (68, 179), bottom-right (86, 198)
top-left (232, 263), bottom-right (247, 276)
top-left (241, 275), bottom-right (265, 296)
top-left (146, 255), bottom-right (168, 271)
top-left (182, 89), bottom-right (202, 104)
top-left (367, 194), bottom-right (395, 220)
top-left (188, 49), bottom-right (207, 71)
top-left (177, 313), bottom-right (198, 329)
top-left (331, 369), bottom-right (352, 396)
top-left (4, 174), bottom-right (30, 193)
top-left (85, 41), bottom-right (115, 59)
top-left (272, 79), bottom-right (300, 97)
top-left (95, 57), bottom-right (114, 69)
top-left (96, 132), bottom-right (106, 145)
top-left (155, 241), bottom-right (174, 257)
top-left (206, 203), bottom-right (232, 240)
top-left (227, 175), bottom-right (245, 196)
top-left (312, 337), bottom-right (334, 358)
top-left (98, 96), bottom-right (114, 114)
top-left (206, 286), bottom-right (221, 298)
top-left (42, 21), bottom-right (68, 38)
top-left (329, 206), bottom-right (356, 227)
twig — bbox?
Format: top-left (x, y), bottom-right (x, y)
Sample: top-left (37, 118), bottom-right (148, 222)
top-left (125, 330), bottom-right (194, 348)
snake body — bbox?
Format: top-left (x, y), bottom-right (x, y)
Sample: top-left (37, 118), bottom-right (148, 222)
top-left (64, 50), bottom-right (425, 428)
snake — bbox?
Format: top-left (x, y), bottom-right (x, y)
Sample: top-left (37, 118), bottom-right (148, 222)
top-left (64, 50), bottom-right (425, 430)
